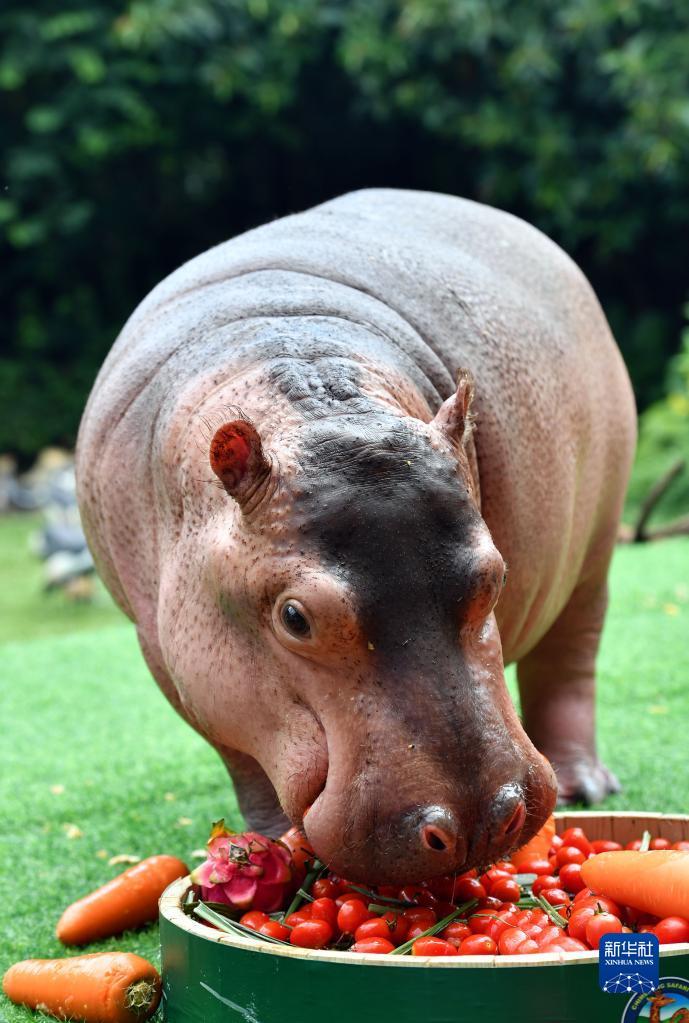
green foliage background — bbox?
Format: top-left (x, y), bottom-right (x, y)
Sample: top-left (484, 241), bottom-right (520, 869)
top-left (2, 0), bottom-right (689, 465)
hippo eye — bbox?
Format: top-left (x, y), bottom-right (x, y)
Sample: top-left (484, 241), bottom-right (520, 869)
top-left (281, 602), bottom-right (311, 638)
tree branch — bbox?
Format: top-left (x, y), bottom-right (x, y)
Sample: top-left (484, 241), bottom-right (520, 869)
top-left (631, 458), bottom-right (686, 542)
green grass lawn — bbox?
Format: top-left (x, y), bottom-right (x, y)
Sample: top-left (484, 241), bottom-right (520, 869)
top-left (0, 513), bottom-right (688, 1022)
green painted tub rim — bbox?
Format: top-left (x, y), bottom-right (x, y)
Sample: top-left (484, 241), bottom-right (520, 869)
top-left (159, 810), bottom-right (689, 969)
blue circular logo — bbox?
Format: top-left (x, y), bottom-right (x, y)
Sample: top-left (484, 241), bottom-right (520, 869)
top-left (622, 977), bottom-right (689, 1021)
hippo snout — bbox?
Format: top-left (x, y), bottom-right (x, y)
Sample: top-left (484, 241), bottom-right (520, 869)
top-left (414, 788), bottom-right (526, 865)
top-left (302, 752), bottom-right (555, 884)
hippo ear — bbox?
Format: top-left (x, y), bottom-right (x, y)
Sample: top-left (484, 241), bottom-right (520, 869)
top-left (209, 420), bottom-right (271, 507)
top-left (431, 369), bottom-right (475, 445)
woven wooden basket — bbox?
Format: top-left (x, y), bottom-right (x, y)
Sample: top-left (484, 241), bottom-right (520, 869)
top-left (159, 811), bottom-right (689, 1023)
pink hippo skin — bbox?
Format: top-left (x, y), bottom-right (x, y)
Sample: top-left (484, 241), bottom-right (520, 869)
top-left (76, 189), bottom-right (636, 883)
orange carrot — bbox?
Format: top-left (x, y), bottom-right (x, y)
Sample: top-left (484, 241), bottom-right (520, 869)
top-left (57, 854), bottom-right (188, 945)
top-left (581, 849), bottom-right (689, 920)
top-left (2, 952), bottom-right (160, 1022)
top-left (510, 814), bottom-right (556, 868)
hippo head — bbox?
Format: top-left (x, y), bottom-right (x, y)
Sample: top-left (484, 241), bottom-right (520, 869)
top-left (199, 370), bottom-right (557, 884)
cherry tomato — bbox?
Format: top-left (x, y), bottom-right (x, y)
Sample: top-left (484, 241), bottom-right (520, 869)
top-left (515, 938), bottom-right (540, 954)
top-left (326, 874), bottom-right (351, 894)
top-left (480, 868), bottom-right (513, 889)
top-left (493, 860), bottom-right (517, 875)
top-left (515, 858), bottom-right (552, 876)
top-left (337, 899), bottom-right (372, 934)
top-left (650, 838), bottom-right (672, 850)
top-left (406, 922), bottom-right (435, 941)
top-left (458, 934), bottom-right (497, 955)
top-left (452, 877), bottom-right (487, 902)
top-left (558, 862), bottom-right (586, 894)
top-left (498, 927), bottom-right (529, 955)
top-left (534, 924), bottom-right (561, 946)
top-left (512, 909), bottom-right (534, 928)
top-left (335, 892), bottom-right (367, 909)
top-left (417, 890), bottom-right (439, 908)
top-left (412, 936), bottom-right (457, 956)
top-left (377, 885), bottom-right (399, 899)
top-left (512, 909), bottom-right (546, 929)
top-left (573, 886), bottom-right (594, 904)
top-left (310, 897), bottom-right (338, 929)
top-left (285, 909), bottom-right (312, 927)
top-left (556, 845), bottom-right (587, 868)
top-left (399, 884), bottom-right (432, 905)
top-left (379, 911), bottom-right (409, 944)
top-left (484, 911), bottom-right (519, 943)
top-left (351, 936), bottom-right (395, 954)
top-left (355, 917), bottom-right (394, 943)
top-left (441, 920), bottom-right (472, 946)
top-left (311, 878), bottom-right (341, 900)
top-left (559, 828), bottom-right (592, 857)
top-left (290, 919), bottom-right (333, 948)
top-left (352, 913), bottom-right (400, 943)
top-left (239, 910), bottom-right (269, 931)
top-left (532, 875), bottom-right (560, 896)
top-left (585, 912), bottom-right (623, 949)
top-left (540, 935), bottom-right (588, 953)
top-left (278, 826), bottom-right (316, 875)
top-left (590, 839), bottom-right (623, 854)
top-left (425, 875), bottom-right (458, 901)
top-left (477, 896), bottom-right (504, 911)
top-left (337, 880), bottom-right (360, 895)
top-left (566, 906), bottom-right (596, 943)
top-left (259, 920), bottom-right (290, 941)
top-left (626, 839), bottom-right (643, 851)
top-left (549, 834), bottom-right (564, 852)
top-left (654, 917), bottom-right (689, 944)
top-left (489, 878), bottom-right (521, 903)
top-left (541, 888), bottom-right (570, 909)
top-left (469, 911), bottom-right (499, 935)
top-left (402, 906), bottom-right (437, 927)
top-left (576, 895), bottom-right (623, 919)
top-left (672, 841), bottom-right (689, 851)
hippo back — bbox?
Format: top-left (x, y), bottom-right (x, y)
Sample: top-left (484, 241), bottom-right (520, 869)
top-left (76, 189), bottom-right (635, 660)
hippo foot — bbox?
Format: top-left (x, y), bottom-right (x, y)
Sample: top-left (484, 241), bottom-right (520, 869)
top-left (549, 754), bottom-right (621, 806)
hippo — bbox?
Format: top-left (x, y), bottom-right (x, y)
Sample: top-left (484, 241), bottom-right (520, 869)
top-left (76, 189), bottom-right (636, 883)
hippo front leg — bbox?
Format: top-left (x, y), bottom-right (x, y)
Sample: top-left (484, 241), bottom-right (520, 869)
top-left (516, 575), bottom-right (621, 805)
top-left (137, 629), bottom-right (291, 834)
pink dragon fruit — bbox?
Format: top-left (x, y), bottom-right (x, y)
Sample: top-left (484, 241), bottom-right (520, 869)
top-left (190, 820), bottom-right (293, 912)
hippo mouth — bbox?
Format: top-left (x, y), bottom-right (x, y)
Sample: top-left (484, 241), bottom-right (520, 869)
top-left (297, 753), bottom-right (556, 885)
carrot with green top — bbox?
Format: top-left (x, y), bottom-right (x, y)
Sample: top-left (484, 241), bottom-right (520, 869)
top-left (581, 849), bottom-right (689, 920)
top-left (2, 952), bottom-right (160, 1022)
top-left (57, 854), bottom-right (188, 945)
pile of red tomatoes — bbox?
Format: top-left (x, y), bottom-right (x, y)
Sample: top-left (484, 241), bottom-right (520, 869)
top-left (235, 826), bottom-right (689, 957)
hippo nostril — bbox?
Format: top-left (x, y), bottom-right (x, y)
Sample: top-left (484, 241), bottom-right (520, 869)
top-left (421, 825), bottom-right (449, 852)
top-left (503, 799), bottom-right (526, 837)
top-left (490, 783), bottom-right (527, 842)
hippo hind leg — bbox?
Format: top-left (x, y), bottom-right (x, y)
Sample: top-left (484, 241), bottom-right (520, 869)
top-left (516, 574), bottom-right (621, 805)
